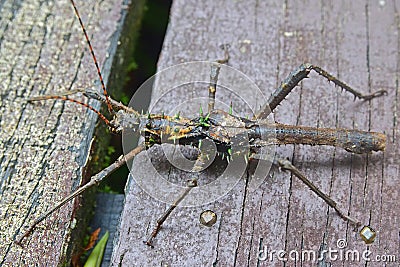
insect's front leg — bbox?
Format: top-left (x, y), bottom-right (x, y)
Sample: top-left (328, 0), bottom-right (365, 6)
top-left (28, 88), bottom-right (138, 116)
top-left (144, 155), bottom-right (205, 247)
top-left (256, 63), bottom-right (387, 119)
top-left (15, 144), bottom-right (145, 246)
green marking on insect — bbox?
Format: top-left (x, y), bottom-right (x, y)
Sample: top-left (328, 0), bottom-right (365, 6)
top-left (174, 111), bottom-right (180, 120)
top-left (198, 112), bottom-right (211, 127)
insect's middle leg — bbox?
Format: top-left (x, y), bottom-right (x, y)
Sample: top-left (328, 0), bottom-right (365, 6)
top-left (144, 151), bottom-right (210, 247)
top-left (256, 63), bottom-right (387, 119)
top-left (207, 44), bottom-right (230, 113)
top-left (144, 178), bottom-right (197, 248)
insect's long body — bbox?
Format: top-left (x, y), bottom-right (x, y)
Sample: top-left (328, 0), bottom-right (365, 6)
top-left (112, 107), bottom-right (386, 159)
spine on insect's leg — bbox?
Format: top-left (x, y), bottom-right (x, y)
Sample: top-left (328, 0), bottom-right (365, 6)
top-left (250, 124), bottom-right (386, 154)
top-left (255, 63), bottom-right (387, 120)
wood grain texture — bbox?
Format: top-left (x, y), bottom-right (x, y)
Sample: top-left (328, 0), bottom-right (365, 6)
top-left (112, 0), bottom-right (399, 266)
top-left (0, 0), bottom-right (136, 265)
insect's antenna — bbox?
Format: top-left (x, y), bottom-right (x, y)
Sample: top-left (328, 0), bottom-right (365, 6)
top-left (69, 0), bottom-right (113, 114)
top-left (29, 95), bottom-right (112, 127)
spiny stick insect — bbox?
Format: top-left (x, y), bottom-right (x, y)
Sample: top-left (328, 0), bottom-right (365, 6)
top-left (15, 0), bottom-right (387, 248)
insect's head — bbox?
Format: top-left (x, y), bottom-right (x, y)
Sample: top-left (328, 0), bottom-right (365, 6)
top-left (109, 109), bottom-right (140, 134)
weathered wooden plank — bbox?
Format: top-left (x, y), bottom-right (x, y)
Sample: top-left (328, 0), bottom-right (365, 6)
top-left (112, 0), bottom-right (399, 266)
top-left (0, 0), bottom-right (142, 265)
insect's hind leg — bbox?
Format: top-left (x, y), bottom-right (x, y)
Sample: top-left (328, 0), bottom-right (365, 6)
top-left (256, 63), bottom-right (387, 119)
top-left (208, 44), bottom-right (230, 113)
top-left (273, 157), bottom-right (376, 244)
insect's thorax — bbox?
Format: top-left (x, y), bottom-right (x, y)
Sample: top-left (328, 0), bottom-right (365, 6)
top-left (141, 110), bottom-right (255, 150)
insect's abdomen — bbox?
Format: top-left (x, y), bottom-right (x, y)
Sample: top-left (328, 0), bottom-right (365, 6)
top-left (252, 123), bottom-right (386, 154)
